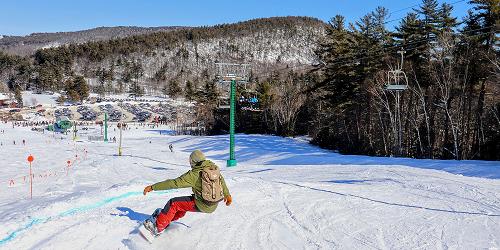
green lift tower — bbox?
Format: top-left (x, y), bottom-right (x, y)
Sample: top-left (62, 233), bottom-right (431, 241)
top-left (215, 63), bottom-right (250, 167)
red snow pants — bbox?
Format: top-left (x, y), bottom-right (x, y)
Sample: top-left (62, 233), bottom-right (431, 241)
top-left (156, 196), bottom-right (198, 232)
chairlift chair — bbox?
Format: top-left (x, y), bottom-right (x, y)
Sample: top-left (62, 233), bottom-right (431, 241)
top-left (239, 89), bottom-right (261, 112)
top-left (384, 50), bottom-right (409, 91)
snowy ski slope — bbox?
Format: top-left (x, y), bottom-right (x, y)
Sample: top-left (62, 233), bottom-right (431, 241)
top-left (0, 123), bottom-right (499, 249)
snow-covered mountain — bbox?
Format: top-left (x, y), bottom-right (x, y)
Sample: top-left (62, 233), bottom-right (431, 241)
top-left (0, 26), bottom-right (187, 56)
top-left (0, 17), bottom-right (326, 95)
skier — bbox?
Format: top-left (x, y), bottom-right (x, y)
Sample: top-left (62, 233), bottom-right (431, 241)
top-left (168, 143), bottom-right (173, 153)
top-left (142, 150), bottom-right (232, 236)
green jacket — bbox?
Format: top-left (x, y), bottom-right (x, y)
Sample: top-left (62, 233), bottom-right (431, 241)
top-left (152, 160), bottom-right (230, 213)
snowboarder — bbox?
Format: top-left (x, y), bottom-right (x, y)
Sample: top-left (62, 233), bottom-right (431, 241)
top-left (142, 150), bottom-right (232, 237)
top-left (168, 143), bottom-right (173, 153)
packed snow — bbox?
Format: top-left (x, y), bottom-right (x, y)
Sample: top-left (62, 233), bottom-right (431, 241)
top-left (0, 123), bottom-right (499, 249)
top-left (21, 91), bottom-right (61, 107)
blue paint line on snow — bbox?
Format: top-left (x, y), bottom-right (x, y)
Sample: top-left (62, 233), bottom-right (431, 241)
top-left (0, 218), bottom-right (48, 246)
top-left (0, 190), bottom-right (173, 246)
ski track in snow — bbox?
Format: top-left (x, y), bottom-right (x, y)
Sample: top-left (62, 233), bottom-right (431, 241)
top-left (0, 124), bottom-right (499, 249)
top-left (0, 190), bottom-right (174, 246)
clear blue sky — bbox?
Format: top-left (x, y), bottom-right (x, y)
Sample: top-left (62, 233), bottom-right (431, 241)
top-left (0, 0), bottom-right (472, 36)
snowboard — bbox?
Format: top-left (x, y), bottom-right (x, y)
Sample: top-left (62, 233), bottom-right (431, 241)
top-left (138, 208), bottom-right (162, 243)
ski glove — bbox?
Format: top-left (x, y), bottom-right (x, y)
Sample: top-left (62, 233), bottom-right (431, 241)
top-left (143, 185), bottom-right (153, 195)
top-left (224, 195), bottom-right (232, 206)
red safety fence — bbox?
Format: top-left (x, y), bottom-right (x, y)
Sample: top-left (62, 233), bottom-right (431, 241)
top-left (4, 148), bottom-right (89, 188)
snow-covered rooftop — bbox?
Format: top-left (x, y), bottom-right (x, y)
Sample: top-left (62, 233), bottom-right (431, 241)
top-left (0, 93), bottom-right (10, 100)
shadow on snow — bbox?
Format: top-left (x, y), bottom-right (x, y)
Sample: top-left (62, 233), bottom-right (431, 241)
top-left (175, 134), bottom-right (499, 179)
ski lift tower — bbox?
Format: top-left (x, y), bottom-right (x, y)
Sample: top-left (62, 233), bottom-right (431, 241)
top-left (384, 51), bottom-right (408, 156)
top-left (215, 63), bottom-right (250, 167)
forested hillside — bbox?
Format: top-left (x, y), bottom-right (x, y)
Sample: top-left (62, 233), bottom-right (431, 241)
top-left (0, 26), bottom-right (187, 56)
top-left (0, 16), bottom-right (324, 95)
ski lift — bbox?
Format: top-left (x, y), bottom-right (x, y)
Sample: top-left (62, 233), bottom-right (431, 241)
top-left (215, 86), bottom-right (231, 110)
top-left (214, 63), bottom-right (250, 110)
top-left (218, 97), bottom-right (231, 109)
top-left (239, 89), bottom-right (261, 112)
top-left (384, 50), bottom-right (408, 157)
top-left (215, 63), bottom-right (250, 83)
top-left (384, 51), bottom-right (409, 91)
top-left (385, 68), bottom-right (408, 91)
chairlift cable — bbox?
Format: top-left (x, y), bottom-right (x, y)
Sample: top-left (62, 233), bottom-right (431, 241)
top-left (383, 0), bottom-right (468, 25)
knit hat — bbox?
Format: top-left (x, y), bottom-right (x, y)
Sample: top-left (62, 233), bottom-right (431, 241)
top-left (189, 150), bottom-right (206, 167)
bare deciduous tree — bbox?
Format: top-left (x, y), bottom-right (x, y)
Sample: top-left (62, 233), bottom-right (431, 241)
top-left (269, 74), bottom-right (308, 136)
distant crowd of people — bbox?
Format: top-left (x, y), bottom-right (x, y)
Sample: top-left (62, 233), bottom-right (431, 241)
top-left (0, 120), bottom-right (178, 157)
top-left (10, 121), bottom-right (50, 127)
top-left (152, 116), bottom-right (171, 125)
top-left (73, 121), bottom-right (95, 126)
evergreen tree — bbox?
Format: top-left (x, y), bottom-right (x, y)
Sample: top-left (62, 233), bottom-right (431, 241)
top-left (437, 3), bottom-right (458, 33)
top-left (117, 81), bottom-right (124, 93)
top-left (64, 75), bottom-right (89, 102)
top-left (73, 75), bottom-right (89, 102)
top-left (129, 82), bottom-right (144, 98)
top-left (96, 68), bottom-right (113, 97)
top-left (7, 76), bottom-right (16, 91)
top-left (193, 80), bottom-right (219, 133)
top-left (125, 61), bottom-right (144, 99)
top-left (8, 75), bottom-right (28, 107)
top-left (184, 80), bottom-right (195, 101)
top-left (35, 66), bottom-right (59, 91)
top-left (121, 61), bottom-right (143, 85)
top-left (415, 0), bottom-right (441, 41)
top-left (467, 0), bottom-right (499, 47)
top-left (14, 86), bottom-right (23, 107)
top-left (64, 78), bottom-right (79, 101)
top-left (14, 59), bottom-right (32, 89)
top-left (315, 15), bottom-right (357, 108)
top-left (353, 7), bottom-right (390, 83)
top-left (395, 0), bottom-right (441, 88)
top-left (412, 1), bottom-right (438, 70)
top-left (256, 80), bottom-right (272, 110)
top-left (130, 61), bottom-right (144, 82)
top-left (153, 64), bottom-right (167, 83)
top-left (161, 84), bottom-right (168, 97)
top-left (395, 13), bottom-right (423, 60)
top-left (168, 79), bottom-right (182, 98)
top-left (198, 81), bottom-right (218, 104)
